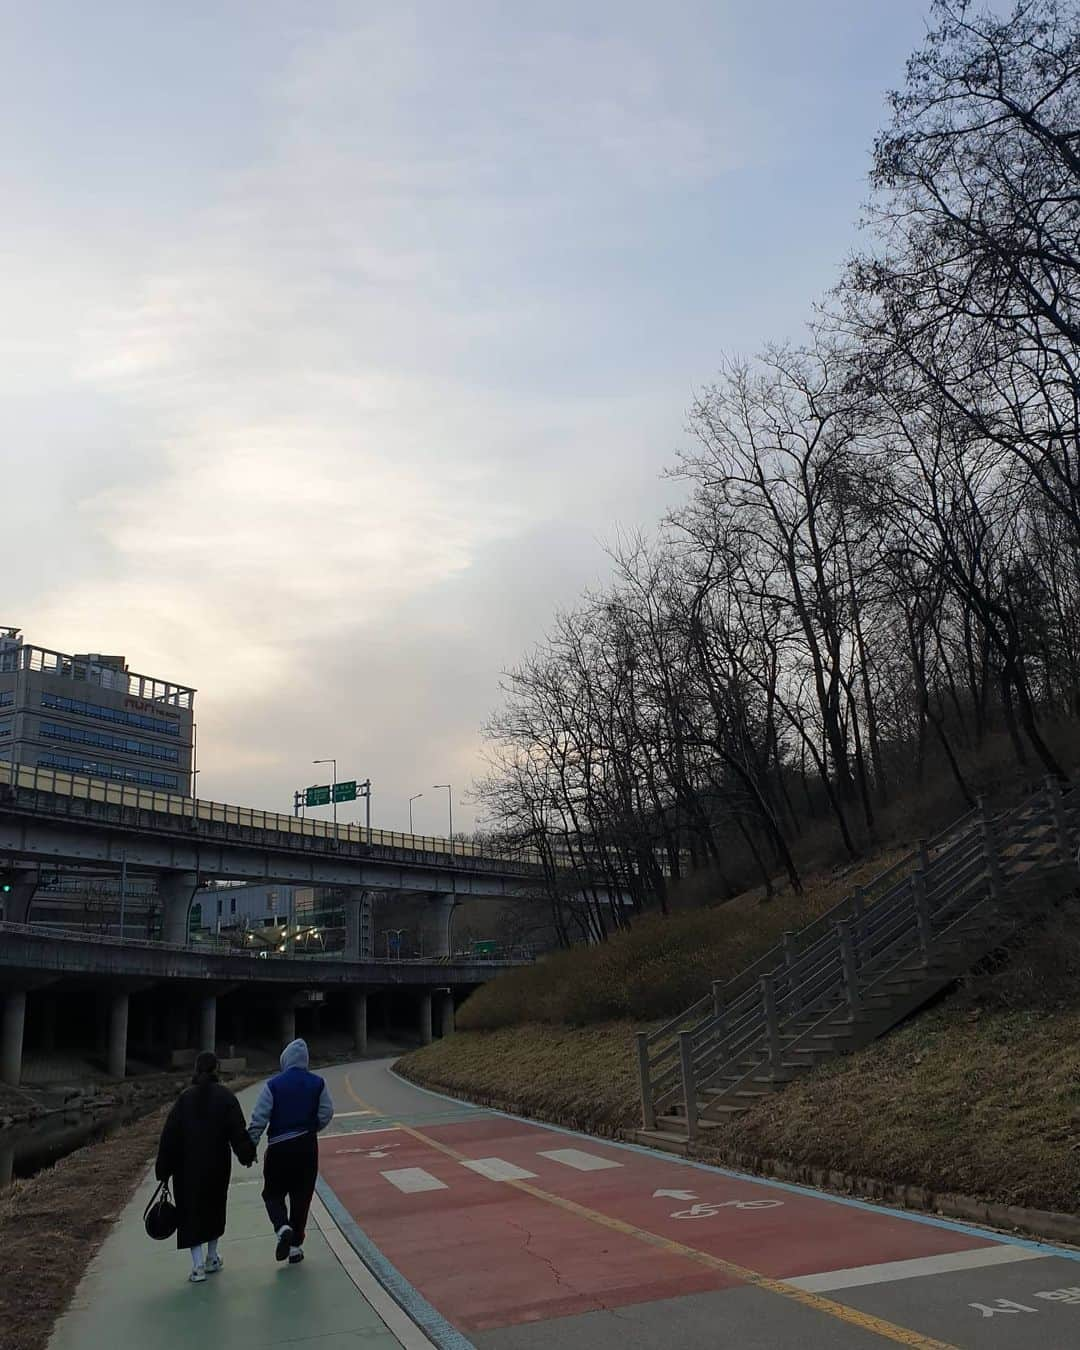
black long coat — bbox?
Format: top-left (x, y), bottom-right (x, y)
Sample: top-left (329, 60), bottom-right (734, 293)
top-left (155, 1076), bottom-right (256, 1249)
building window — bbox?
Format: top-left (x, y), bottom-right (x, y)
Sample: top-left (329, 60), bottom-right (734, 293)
top-left (36, 751), bottom-right (179, 790)
top-left (39, 691), bottom-right (181, 737)
top-left (230, 896), bottom-right (237, 915)
top-left (0, 718), bottom-right (11, 737)
top-left (39, 720), bottom-right (180, 763)
top-left (0, 691), bottom-right (12, 708)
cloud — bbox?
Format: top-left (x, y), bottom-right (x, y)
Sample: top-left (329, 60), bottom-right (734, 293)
top-left (4, 0), bottom-right (843, 827)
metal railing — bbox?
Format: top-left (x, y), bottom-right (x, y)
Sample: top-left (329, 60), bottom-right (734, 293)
top-left (0, 919), bottom-right (534, 966)
top-left (637, 779), bottom-right (1079, 1136)
top-left (0, 643), bottom-right (195, 708)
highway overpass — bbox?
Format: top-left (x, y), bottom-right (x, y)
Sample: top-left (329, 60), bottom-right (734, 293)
top-left (0, 763), bottom-right (544, 952)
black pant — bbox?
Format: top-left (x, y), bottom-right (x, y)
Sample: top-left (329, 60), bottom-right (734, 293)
top-left (262, 1133), bottom-right (319, 1246)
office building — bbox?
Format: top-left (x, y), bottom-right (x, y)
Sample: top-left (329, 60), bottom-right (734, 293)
top-left (0, 629), bottom-right (195, 792)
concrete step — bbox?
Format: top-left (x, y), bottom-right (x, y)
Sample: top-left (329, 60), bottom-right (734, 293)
top-left (634, 1128), bottom-right (691, 1155)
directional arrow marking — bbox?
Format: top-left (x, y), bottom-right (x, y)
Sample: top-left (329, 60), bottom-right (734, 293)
top-left (653, 1189), bottom-right (698, 1200)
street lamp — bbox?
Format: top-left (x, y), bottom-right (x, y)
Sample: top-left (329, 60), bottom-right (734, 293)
top-left (433, 784), bottom-right (453, 857)
top-left (382, 926), bottom-right (407, 960)
top-left (313, 758), bottom-right (338, 827)
top-left (409, 792), bottom-right (423, 835)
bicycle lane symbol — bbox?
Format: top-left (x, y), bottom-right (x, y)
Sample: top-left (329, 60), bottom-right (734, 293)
top-left (669, 1200), bottom-right (784, 1219)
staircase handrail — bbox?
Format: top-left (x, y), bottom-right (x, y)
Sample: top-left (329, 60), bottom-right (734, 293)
top-left (638, 786), bottom-right (1059, 1133)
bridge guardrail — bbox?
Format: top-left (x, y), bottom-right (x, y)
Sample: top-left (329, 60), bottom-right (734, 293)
top-left (0, 921), bottom-right (534, 966)
top-left (0, 762), bottom-right (544, 873)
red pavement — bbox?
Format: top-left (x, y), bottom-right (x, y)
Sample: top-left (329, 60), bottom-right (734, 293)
top-left (320, 1114), bottom-right (994, 1335)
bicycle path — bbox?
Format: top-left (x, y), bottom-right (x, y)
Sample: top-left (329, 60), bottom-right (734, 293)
top-left (313, 1059), bottom-right (1080, 1350)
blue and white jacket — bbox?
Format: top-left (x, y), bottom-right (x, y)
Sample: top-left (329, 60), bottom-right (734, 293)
top-left (248, 1038), bottom-right (335, 1148)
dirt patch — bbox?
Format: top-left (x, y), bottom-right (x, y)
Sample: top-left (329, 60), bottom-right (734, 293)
top-left (1, 1104), bottom-right (168, 1350)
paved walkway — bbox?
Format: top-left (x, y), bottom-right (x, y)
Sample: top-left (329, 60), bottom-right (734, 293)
top-left (50, 1059), bottom-right (1080, 1349)
top-left (48, 1078), bottom-right (429, 1350)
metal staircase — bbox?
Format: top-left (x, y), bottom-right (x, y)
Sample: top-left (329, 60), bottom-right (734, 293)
top-left (635, 778), bottom-right (1080, 1154)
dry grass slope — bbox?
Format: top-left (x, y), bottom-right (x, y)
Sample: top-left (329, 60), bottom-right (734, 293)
top-left (459, 849), bottom-right (907, 1030)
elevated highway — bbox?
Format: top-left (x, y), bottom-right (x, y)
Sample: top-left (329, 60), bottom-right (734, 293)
top-left (0, 763), bottom-right (543, 950)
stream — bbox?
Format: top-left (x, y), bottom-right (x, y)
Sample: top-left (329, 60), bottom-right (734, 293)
top-left (0, 1103), bottom-right (156, 1190)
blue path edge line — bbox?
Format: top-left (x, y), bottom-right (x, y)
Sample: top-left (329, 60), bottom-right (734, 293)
top-left (315, 1175), bottom-right (478, 1350)
top-left (386, 1061), bottom-right (1080, 1263)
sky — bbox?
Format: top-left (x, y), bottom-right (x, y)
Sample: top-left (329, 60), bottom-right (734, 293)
top-left (2, 0), bottom-right (936, 833)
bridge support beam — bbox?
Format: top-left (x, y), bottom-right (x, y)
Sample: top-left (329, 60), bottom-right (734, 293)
top-left (438, 988), bottom-right (455, 1039)
top-left (108, 990), bottom-right (129, 1079)
top-left (280, 1003), bottom-right (296, 1048)
top-left (344, 890), bottom-right (373, 961)
top-left (200, 994), bottom-right (217, 1054)
top-left (158, 872), bottom-right (198, 946)
top-left (1, 991), bottom-right (26, 1086)
top-left (351, 992), bottom-right (368, 1057)
top-left (418, 990), bottom-right (433, 1046)
top-left (2, 868), bottom-right (39, 926)
top-left (431, 895), bottom-right (458, 959)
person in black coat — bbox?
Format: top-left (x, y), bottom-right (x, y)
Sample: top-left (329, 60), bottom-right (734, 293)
top-left (155, 1051), bottom-right (256, 1283)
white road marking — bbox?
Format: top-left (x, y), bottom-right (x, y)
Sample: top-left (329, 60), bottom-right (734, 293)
top-left (460, 1157), bottom-right (538, 1182)
top-left (787, 1244), bottom-right (1048, 1293)
top-left (671, 1200), bottom-right (783, 1219)
top-left (310, 1193), bottom-right (439, 1350)
top-left (653, 1189), bottom-right (698, 1200)
top-left (539, 1148), bottom-right (622, 1172)
top-left (382, 1168), bottom-right (448, 1194)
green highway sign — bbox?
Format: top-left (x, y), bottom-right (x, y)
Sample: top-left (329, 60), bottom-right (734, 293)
top-left (333, 780), bottom-right (358, 803)
top-left (305, 784), bottom-right (331, 807)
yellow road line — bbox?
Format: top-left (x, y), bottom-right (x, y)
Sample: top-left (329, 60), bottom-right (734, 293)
top-left (340, 1075), bottom-right (957, 1348)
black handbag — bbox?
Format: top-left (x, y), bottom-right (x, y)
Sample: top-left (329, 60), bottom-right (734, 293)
top-left (143, 1180), bottom-right (178, 1241)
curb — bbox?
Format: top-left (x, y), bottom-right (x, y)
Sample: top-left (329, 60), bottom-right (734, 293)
top-left (693, 1148), bottom-right (1080, 1247)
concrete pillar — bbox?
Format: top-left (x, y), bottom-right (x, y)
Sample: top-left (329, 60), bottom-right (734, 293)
top-left (280, 1004), bottom-right (296, 1047)
top-left (108, 991), bottom-right (129, 1079)
top-left (430, 895), bottom-right (458, 959)
top-left (158, 871), bottom-right (198, 945)
top-left (351, 992), bottom-right (368, 1057)
top-left (39, 994), bottom-right (58, 1052)
top-left (0, 1140), bottom-right (12, 1190)
top-left (199, 994), bottom-right (217, 1054)
top-left (344, 890), bottom-right (373, 960)
top-left (1, 869), bottom-right (38, 926)
top-left (1, 991), bottom-right (26, 1086)
top-left (438, 989), bottom-right (455, 1039)
top-left (418, 990), bottom-right (433, 1046)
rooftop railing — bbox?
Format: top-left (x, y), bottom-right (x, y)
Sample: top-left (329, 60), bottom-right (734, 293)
top-left (0, 644), bottom-right (195, 710)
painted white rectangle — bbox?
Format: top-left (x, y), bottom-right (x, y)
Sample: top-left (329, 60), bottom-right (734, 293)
top-left (538, 1148), bottom-right (622, 1172)
top-left (460, 1157), bottom-right (538, 1182)
top-left (787, 1244), bottom-right (1048, 1293)
top-left (381, 1168), bottom-right (448, 1194)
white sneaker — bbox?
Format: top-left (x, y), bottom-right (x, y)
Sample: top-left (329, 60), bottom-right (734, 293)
top-left (189, 1266), bottom-right (207, 1284)
top-left (288, 1247), bottom-right (304, 1265)
top-left (205, 1254), bottom-right (223, 1274)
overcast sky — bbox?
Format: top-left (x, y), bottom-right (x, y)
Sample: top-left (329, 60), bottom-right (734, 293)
top-left (3, 1), bottom-right (934, 833)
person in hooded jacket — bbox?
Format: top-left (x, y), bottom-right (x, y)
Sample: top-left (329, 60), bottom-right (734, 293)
top-left (248, 1038), bottom-right (335, 1264)
top-left (155, 1050), bottom-right (257, 1284)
